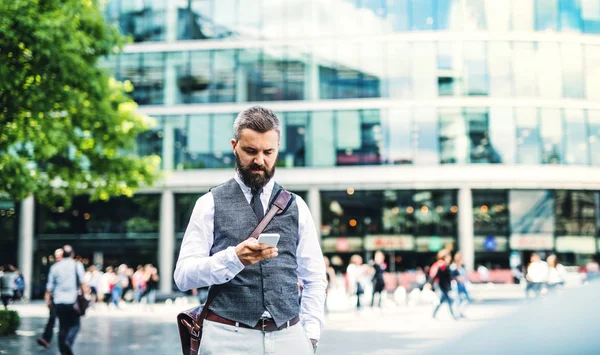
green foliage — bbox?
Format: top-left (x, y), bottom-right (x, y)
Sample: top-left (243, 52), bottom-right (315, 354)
top-left (0, 0), bottom-right (160, 206)
top-left (0, 310), bottom-right (20, 336)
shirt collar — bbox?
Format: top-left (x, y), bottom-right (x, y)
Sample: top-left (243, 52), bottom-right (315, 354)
top-left (233, 172), bottom-right (275, 197)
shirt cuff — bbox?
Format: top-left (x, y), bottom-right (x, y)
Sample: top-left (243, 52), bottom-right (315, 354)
top-left (303, 321), bottom-right (321, 341)
top-left (225, 246), bottom-right (245, 276)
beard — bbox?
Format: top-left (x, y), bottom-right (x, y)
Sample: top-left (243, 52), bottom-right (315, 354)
top-left (235, 153), bottom-right (276, 192)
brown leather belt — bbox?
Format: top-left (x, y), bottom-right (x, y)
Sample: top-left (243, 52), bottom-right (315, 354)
top-left (206, 311), bottom-right (300, 332)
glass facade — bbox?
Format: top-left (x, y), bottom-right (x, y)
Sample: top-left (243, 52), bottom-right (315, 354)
top-left (105, 0), bottom-right (600, 43)
top-left (107, 41), bottom-right (600, 105)
top-left (145, 108), bottom-right (600, 169)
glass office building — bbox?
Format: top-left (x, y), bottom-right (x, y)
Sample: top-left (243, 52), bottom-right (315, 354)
top-left (10, 0), bottom-right (600, 296)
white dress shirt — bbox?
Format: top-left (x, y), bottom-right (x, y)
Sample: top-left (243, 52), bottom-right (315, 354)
top-left (174, 174), bottom-right (327, 340)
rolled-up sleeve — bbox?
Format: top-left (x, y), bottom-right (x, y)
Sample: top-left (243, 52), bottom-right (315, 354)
top-left (174, 192), bottom-right (245, 291)
top-left (295, 196), bottom-right (327, 340)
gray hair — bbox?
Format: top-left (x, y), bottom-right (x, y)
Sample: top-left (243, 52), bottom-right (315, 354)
top-left (233, 106), bottom-right (281, 141)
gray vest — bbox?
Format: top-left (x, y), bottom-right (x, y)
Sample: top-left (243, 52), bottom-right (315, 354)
top-left (209, 178), bottom-right (300, 327)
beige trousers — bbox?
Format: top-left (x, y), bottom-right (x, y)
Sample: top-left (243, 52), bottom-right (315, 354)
top-left (199, 319), bottom-right (314, 355)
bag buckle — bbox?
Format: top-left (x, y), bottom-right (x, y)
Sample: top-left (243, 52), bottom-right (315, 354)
top-left (182, 319), bottom-right (201, 337)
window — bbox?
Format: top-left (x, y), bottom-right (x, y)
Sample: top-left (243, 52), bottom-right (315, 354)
top-left (536, 42), bottom-right (562, 98)
top-left (212, 51), bottom-right (236, 103)
top-left (582, 0), bottom-right (600, 33)
top-left (280, 112), bottom-right (308, 167)
top-left (589, 110), bottom-right (600, 165)
top-left (561, 43), bottom-right (585, 98)
top-left (466, 108), bottom-right (493, 163)
top-left (535, 0), bottom-right (559, 31)
top-left (488, 107), bottom-right (516, 164)
top-left (488, 41), bottom-right (513, 97)
top-left (515, 108), bottom-right (540, 164)
top-left (539, 108), bottom-right (563, 164)
top-left (564, 109), bottom-right (589, 165)
top-left (513, 42), bottom-right (537, 97)
top-left (559, 0), bottom-right (583, 32)
top-left (175, 193), bottom-right (205, 233)
top-left (584, 45), bottom-right (600, 101)
top-left (177, 0), bottom-right (213, 40)
top-left (555, 191), bottom-right (596, 236)
top-left (439, 108), bottom-right (468, 164)
top-left (410, 0), bottom-right (436, 30)
top-left (473, 190), bottom-right (509, 236)
top-left (175, 51), bottom-right (211, 104)
top-left (382, 109), bottom-right (413, 164)
top-left (412, 42), bottom-right (437, 97)
top-left (437, 42), bottom-right (459, 96)
top-left (386, 42), bottom-right (413, 98)
top-left (512, 0), bottom-right (535, 31)
top-left (118, 53), bottom-right (165, 105)
top-left (120, 0), bottom-right (167, 42)
top-left (509, 190), bottom-right (555, 234)
top-left (485, 0), bottom-right (511, 32)
top-left (413, 190), bottom-right (458, 236)
top-left (306, 111), bottom-right (335, 166)
top-left (463, 41), bottom-right (489, 96)
top-left (413, 108), bottom-right (439, 164)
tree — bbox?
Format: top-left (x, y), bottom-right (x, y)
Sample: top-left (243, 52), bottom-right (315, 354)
top-left (0, 0), bottom-right (160, 206)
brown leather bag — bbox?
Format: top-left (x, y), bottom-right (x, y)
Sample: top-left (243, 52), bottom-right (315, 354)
top-left (177, 189), bottom-right (293, 355)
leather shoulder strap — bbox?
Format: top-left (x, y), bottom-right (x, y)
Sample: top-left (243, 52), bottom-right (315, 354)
top-left (199, 189), bottom-right (293, 321)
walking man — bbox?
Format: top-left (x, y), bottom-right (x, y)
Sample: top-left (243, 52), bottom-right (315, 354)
top-left (174, 106), bottom-right (327, 354)
top-left (37, 248), bottom-right (64, 348)
top-left (45, 245), bottom-right (86, 355)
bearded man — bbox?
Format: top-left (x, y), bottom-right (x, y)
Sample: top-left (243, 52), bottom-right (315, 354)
top-left (174, 106), bottom-right (326, 354)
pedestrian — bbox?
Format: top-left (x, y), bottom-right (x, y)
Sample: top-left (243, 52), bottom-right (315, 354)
top-left (13, 268), bottom-right (25, 301)
top-left (132, 265), bottom-right (146, 303)
top-left (526, 253), bottom-right (548, 299)
top-left (37, 248), bottom-right (64, 349)
top-left (432, 250), bottom-right (457, 320)
top-left (174, 106), bottom-right (327, 354)
top-left (546, 254), bottom-right (566, 291)
top-left (141, 264), bottom-right (159, 311)
top-left (0, 264), bottom-right (17, 309)
top-left (370, 251), bottom-right (386, 308)
top-left (111, 264), bottom-right (129, 308)
top-left (44, 245), bottom-right (87, 355)
top-left (346, 254), bottom-right (368, 311)
top-left (450, 251), bottom-right (471, 318)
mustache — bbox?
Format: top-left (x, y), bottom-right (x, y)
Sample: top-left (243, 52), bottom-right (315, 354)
top-left (248, 163), bottom-right (267, 172)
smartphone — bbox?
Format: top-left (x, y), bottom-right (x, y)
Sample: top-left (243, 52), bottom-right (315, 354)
top-left (257, 233), bottom-right (280, 247)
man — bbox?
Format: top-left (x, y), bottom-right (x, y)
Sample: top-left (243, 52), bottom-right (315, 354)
top-left (37, 248), bottom-right (64, 348)
top-left (45, 245), bottom-right (86, 355)
top-left (174, 106), bottom-right (327, 354)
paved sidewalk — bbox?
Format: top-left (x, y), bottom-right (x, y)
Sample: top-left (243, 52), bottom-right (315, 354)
top-left (1, 300), bottom-right (522, 355)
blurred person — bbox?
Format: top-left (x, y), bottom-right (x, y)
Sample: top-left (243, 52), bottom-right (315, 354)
top-left (346, 254), bottom-right (368, 311)
top-left (432, 250), bottom-right (457, 320)
top-left (526, 253), bottom-right (548, 299)
top-left (0, 264), bottom-right (17, 309)
top-left (141, 264), bottom-right (159, 310)
top-left (132, 265), bottom-right (146, 303)
top-left (99, 266), bottom-right (115, 306)
top-left (37, 248), bottom-right (63, 349)
top-left (476, 264), bottom-right (489, 283)
top-left (174, 106), bottom-right (326, 354)
top-left (44, 245), bottom-right (87, 355)
top-left (415, 267), bottom-right (427, 290)
top-left (450, 252), bottom-right (471, 318)
top-left (323, 256), bottom-right (336, 314)
top-left (83, 265), bottom-right (101, 305)
top-left (111, 264), bottom-right (129, 308)
top-left (13, 268), bottom-right (25, 301)
top-left (370, 251), bottom-right (386, 308)
top-left (546, 255), bottom-right (566, 291)
top-left (586, 258), bottom-right (599, 281)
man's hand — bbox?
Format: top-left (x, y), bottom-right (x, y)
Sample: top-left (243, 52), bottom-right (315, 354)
top-left (235, 239), bottom-right (278, 266)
